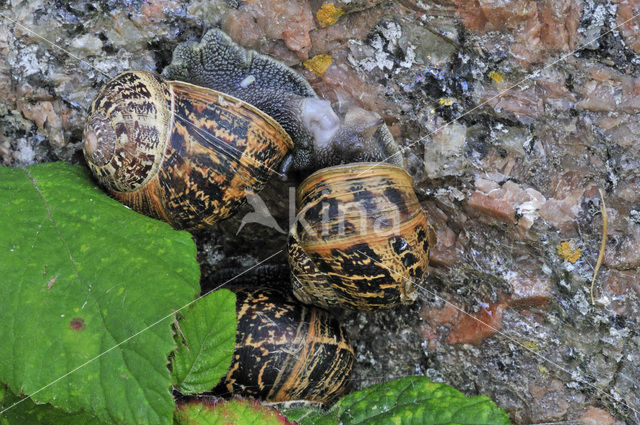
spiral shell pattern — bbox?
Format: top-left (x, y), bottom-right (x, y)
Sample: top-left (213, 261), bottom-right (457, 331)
top-left (288, 163), bottom-right (434, 310)
top-left (214, 287), bottom-right (354, 403)
top-left (83, 71), bottom-right (293, 230)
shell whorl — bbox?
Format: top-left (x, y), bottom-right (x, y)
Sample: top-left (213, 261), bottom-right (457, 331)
top-left (83, 71), bottom-right (172, 193)
top-left (83, 70), bottom-right (293, 230)
top-left (214, 287), bottom-right (354, 404)
top-left (288, 162), bottom-right (433, 310)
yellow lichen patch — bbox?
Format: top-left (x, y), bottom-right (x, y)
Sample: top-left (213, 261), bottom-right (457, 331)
top-left (317, 3), bottom-right (344, 27)
top-left (303, 54), bottom-right (332, 76)
top-left (557, 241), bottom-right (581, 263)
top-left (438, 97), bottom-right (456, 106)
top-left (488, 70), bottom-right (504, 85)
top-left (523, 339), bottom-right (538, 351)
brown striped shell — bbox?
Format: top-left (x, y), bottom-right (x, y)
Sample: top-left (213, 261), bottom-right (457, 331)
top-left (82, 71), bottom-right (293, 230)
top-left (288, 163), bottom-right (435, 310)
top-left (214, 287), bottom-right (354, 404)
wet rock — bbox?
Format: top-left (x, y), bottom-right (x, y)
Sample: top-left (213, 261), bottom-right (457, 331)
top-left (528, 378), bottom-right (570, 421)
top-left (578, 406), bottom-right (623, 425)
top-left (506, 266), bottom-right (553, 308)
top-left (454, 0), bottom-right (537, 32)
top-left (477, 68), bottom-right (576, 123)
top-left (605, 221), bottom-right (640, 270)
top-left (478, 82), bottom-right (543, 122)
top-left (184, 0), bottom-right (229, 26)
top-left (305, 52), bottom-right (392, 117)
top-left (446, 302), bottom-right (506, 345)
top-left (454, 0), bottom-right (583, 66)
top-left (426, 216), bottom-right (462, 267)
top-left (467, 174), bottom-right (546, 233)
top-left (225, 0), bottom-right (315, 59)
top-left (309, 7), bottom-right (385, 54)
top-left (102, 12), bottom-right (162, 51)
top-left (601, 269), bottom-right (640, 317)
top-left (577, 65), bottom-right (640, 113)
top-left (15, 84), bottom-right (69, 148)
top-left (424, 122), bottom-right (468, 178)
top-left (539, 171), bottom-right (592, 232)
top-left (69, 34), bottom-right (103, 57)
top-left (614, 0), bottom-right (640, 54)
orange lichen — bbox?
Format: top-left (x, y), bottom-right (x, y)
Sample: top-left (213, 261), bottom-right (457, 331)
top-left (316, 3), bottom-right (344, 27)
top-left (557, 241), bottom-right (581, 263)
top-left (303, 54), bottom-right (332, 76)
top-left (523, 339), bottom-right (538, 351)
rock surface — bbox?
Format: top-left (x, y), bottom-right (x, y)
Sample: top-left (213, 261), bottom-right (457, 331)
top-left (1, 0), bottom-right (639, 423)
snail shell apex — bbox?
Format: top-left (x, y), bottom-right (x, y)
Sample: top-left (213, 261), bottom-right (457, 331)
top-left (84, 71), bottom-right (171, 192)
top-left (288, 163), bottom-right (434, 310)
top-left (83, 71), bottom-right (293, 230)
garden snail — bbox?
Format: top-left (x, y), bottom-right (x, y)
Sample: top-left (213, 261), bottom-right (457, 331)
top-left (212, 287), bottom-right (354, 404)
top-left (162, 29), bottom-right (404, 174)
top-left (288, 162), bottom-right (435, 310)
top-left (83, 71), bottom-right (292, 230)
top-left (83, 29), bottom-right (404, 230)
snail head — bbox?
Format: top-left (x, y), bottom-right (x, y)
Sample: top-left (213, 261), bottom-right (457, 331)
top-left (288, 97), bottom-right (402, 175)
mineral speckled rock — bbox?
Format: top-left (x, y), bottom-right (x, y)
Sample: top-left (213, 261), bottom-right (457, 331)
top-left (1, 0), bottom-right (639, 423)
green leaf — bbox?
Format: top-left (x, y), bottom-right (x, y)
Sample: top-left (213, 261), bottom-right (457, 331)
top-left (0, 386), bottom-right (107, 425)
top-left (282, 406), bottom-right (335, 425)
top-left (174, 399), bottom-right (295, 425)
top-left (283, 376), bottom-right (510, 425)
top-left (0, 163), bottom-right (200, 425)
top-left (172, 289), bottom-right (237, 393)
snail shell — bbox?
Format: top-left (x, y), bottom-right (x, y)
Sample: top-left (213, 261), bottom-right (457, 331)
top-left (214, 287), bottom-right (354, 404)
top-left (82, 71), bottom-right (292, 230)
top-left (288, 162), bottom-right (435, 310)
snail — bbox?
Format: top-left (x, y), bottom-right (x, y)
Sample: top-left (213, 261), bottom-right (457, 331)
top-left (212, 287), bottom-right (354, 404)
top-left (162, 29), bottom-right (404, 175)
top-left (82, 71), bottom-right (292, 230)
top-left (288, 162), bottom-right (435, 310)
top-left (83, 28), bottom-right (404, 230)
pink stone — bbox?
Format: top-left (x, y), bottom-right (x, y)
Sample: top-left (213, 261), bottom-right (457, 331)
top-left (225, 0), bottom-right (314, 59)
top-left (578, 407), bottom-right (618, 425)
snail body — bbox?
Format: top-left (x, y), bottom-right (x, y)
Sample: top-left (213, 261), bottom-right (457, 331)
top-left (83, 71), bottom-right (292, 230)
top-left (214, 287), bottom-right (354, 404)
top-left (288, 163), bottom-right (434, 310)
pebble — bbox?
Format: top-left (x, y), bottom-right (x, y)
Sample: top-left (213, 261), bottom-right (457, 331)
top-left (578, 406), bottom-right (621, 425)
